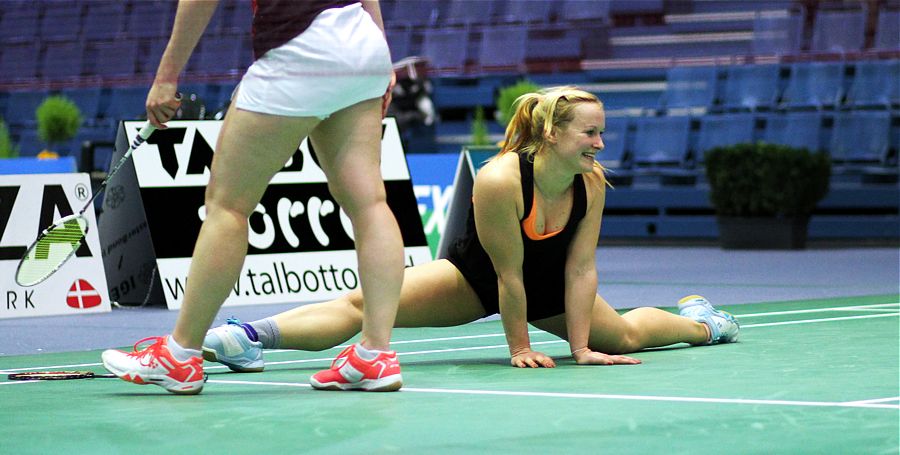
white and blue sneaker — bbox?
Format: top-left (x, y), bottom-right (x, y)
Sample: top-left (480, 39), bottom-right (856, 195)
top-left (202, 318), bottom-right (265, 372)
top-left (678, 295), bottom-right (740, 345)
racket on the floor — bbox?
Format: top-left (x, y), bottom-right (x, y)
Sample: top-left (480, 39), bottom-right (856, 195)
top-left (14, 121), bottom-right (157, 287)
top-left (7, 371), bottom-right (118, 380)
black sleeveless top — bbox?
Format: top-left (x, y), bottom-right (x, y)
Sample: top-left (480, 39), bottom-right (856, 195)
top-left (445, 153), bottom-right (588, 321)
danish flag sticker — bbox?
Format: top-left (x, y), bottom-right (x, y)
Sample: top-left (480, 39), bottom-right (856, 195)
top-left (66, 279), bottom-right (103, 309)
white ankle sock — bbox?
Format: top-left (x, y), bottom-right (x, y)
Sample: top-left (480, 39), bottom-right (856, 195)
top-left (354, 343), bottom-right (384, 361)
top-left (167, 335), bottom-right (201, 362)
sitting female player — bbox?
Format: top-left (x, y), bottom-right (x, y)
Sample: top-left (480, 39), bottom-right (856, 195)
top-left (203, 87), bottom-right (739, 379)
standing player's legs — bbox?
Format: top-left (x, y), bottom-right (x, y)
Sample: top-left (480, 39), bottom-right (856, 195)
top-left (172, 105), bottom-right (320, 349)
top-left (308, 97), bottom-right (403, 352)
top-left (531, 294), bottom-right (710, 354)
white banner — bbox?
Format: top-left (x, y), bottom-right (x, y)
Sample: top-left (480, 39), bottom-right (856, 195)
top-left (0, 173), bottom-right (111, 319)
top-left (112, 119), bottom-right (429, 310)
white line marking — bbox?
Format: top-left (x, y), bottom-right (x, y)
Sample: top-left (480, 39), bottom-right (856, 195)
top-left (736, 302), bottom-right (899, 318)
top-left (204, 379), bottom-right (900, 410)
top-left (842, 397), bottom-right (900, 405)
top-left (742, 313), bottom-right (899, 328)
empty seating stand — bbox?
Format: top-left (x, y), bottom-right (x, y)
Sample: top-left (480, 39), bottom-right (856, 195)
top-left (781, 62), bottom-right (845, 110)
top-left (721, 64), bottom-right (780, 111)
top-left (810, 9), bottom-right (866, 54)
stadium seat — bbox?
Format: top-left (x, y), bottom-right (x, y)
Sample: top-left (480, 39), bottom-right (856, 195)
top-left (846, 60), bottom-right (900, 108)
top-left (83, 1), bottom-right (126, 41)
top-left (0, 2), bottom-right (40, 43)
top-left (60, 87), bottom-right (104, 123)
top-left (560, 0), bottom-right (611, 23)
top-left (696, 113), bottom-right (756, 164)
top-left (662, 66), bottom-right (719, 113)
top-left (386, 28), bottom-right (413, 62)
top-left (3, 90), bottom-right (49, 127)
top-left (781, 62), bottom-right (844, 109)
top-left (609, 0), bottom-right (664, 15)
top-left (0, 42), bottom-right (41, 82)
top-left (102, 86), bottom-right (148, 124)
top-left (873, 9), bottom-right (899, 50)
top-left (830, 111), bottom-right (892, 164)
top-left (90, 40), bottom-right (140, 78)
top-left (442, 0), bottom-right (497, 26)
top-left (811, 9), bottom-right (866, 54)
top-left (126, 0), bottom-right (175, 39)
top-left (422, 28), bottom-right (469, 74)
top-left (41, 41), bottom-right (85, 81)
top-left (39, 2), bottom-right (82, 42)
top-left (389, 0), bottom-right (440, 28)
top-left (632, 115), bottom-right (692, 166)
top-left (721, 64), bottom-right (780, 111)
top-left (194, 34), bottom-right (249, 75)
top-left (751, 10), bottom-right (803, 55)
top-left (477, 26), bottom-right (528, 72)
top-left (763, 112), bottom-right (824, 152)
top-left (499, 0), bottom-right (555, 24)
top-left (598, 116), bottom-right (630, 170)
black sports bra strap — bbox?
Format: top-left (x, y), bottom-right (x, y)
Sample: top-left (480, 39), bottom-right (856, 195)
top-left (518, 153), bottom-right (534, 221)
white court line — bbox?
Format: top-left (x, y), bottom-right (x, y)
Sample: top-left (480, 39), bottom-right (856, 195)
top-left (736, 302), bottom-right (899, 318)
top-left (2, 306), bottom-right (897, 375)
top-left (204, 379), bottom-right (900, 411)
top-left (842, 397), bottom-right (900, 405)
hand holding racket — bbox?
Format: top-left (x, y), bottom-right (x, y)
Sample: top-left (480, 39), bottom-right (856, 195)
top-left (15, 120), bottom-right (158, 287)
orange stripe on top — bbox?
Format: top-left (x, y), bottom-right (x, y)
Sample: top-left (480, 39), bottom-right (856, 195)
top-left (522, 195), bottom-right (563, 240)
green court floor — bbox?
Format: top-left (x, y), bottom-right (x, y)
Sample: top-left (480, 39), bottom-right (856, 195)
top-left (2, 295), bottom-right (898, 454)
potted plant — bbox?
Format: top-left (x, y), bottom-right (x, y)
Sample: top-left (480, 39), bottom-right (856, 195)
top-left (705, 142), bottom-right (831, 249)
top-left (495, 79), bottom-right (542, 128)
top-left (0, 117), bottom-right (18, 158)
top-left (470, 105), bottom-right (491, 146)
top-left (35, 95), bottom-right (82, 156)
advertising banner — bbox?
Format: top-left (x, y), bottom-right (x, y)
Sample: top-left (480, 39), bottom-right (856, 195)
top-left (0, 173), bottom-right (111, 319)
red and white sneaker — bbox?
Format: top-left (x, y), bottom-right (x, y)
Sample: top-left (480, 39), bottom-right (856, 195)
top-left (310, 344), bottom-right (403, 392)
top-left (101, 336), bottom-right (206, 395)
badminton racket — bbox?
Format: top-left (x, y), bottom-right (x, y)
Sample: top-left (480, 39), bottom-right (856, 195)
top-left (15, 120), bottom-right (157, 287)
top-left (7, 371), bottom-right (118, 380)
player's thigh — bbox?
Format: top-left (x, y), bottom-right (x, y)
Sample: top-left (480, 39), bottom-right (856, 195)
top-left (394, 259), bottom-right (488, 327)
top-left (530, 294), bottom-right (634, 352)
top-left (307, 98), bottom-right (385, 211)
top-left (206, 105), bottom-right (319, 216)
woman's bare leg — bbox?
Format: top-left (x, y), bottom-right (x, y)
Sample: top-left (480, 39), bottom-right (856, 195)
top-left (271, 260), bottom-right (487, 351)
top-left (531, 294), bottom-right (709, 354)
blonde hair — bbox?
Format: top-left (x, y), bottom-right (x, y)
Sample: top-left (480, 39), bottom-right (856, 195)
top-left (499, 86), bottom-right (607, 182)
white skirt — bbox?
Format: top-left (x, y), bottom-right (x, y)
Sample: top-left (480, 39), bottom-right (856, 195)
top-left (234, 3), bottom-right (392, 118)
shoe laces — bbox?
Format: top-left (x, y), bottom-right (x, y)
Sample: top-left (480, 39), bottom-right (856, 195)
top-left (128, 336), bottom-right (166, 367)
top-left (225, 317), bottom-right (242, 326)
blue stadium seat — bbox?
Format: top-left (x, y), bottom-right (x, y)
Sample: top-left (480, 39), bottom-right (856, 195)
top-left (632, 115), bottom-right (692, 166)
top-left (442, 0), bottom-right (497, 26)
top-left (811, 9), bottom-right (866, 54)
top-left (752, 10), bottom-right (803, 55)
top-left (389, 0), bottom-right (440, 28)
top-left (763, 112), bottom-right (824, 152)
top-left (14, 127), bottom-right (43, 157)
top-left (41, 41), bottom-right (84, 81)
top-left (560, 0), bottom-right (611, 23)
top-left (609, 0), bottom-right (663, 15)
top-left (39, 2), bottom-right (83, 42)
top-left (422, 28), bottom-right (469, 74)
top-left (140, 38), bottom-right (169, 76)
top-left (830, 111), bottom-right (892, 164)
top-left (696, 113), bottom-right (756, 163)
top-left (722, 64), bottom-right (780, 111)
top-left (386, 28), bottom-right (413, 62)
top-left (662, 66), bottom-right (718, 113)
top-left (0, 2), bottom-right (40, 43)
top-left (3, 90), bottom-right (49, 127)
top-left (598, 116), bottom-right (629, 169)
top-left (846, 60), bottom-right (900, 108)
top-left (478, 26), bottom-right (527, 72)
top-left (874, 9), bottom-right (899, 50)
top-left (499, 0), bottom-right (555, 24)
top-left (0, 42), bottom-right (41, 82)
top-left (781, 62), bottom-right (844, 109)
top-left (83, 1), bottom-right (126, 41)
top-left (102, 86), bottom-right (148, 124)
top-left (90, 40), bottom-right (139, 78)
top-left (126, 0), bottom-right (175, 39)
top-left (60, 87), bottom-right (104, 123)
top-left (194, 34), bottom-right (249, 75)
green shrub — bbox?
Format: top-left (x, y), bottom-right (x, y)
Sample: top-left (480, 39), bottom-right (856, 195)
top-left (705, 142), bottom-right (831, 217)
top-left (470, 106), bottom-right (490, 146)
top-left (0, 117), bottom-right (18, 158)
top-left (36, 95), bottom-right (82, 148)
top-left (495, 79), bottom-right (542, 128)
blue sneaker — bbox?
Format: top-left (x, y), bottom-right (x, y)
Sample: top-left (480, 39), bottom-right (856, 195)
top-left (678, 295), bottom-right (740, 345)
top-left (202, 318), bottom-right (264, 372)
